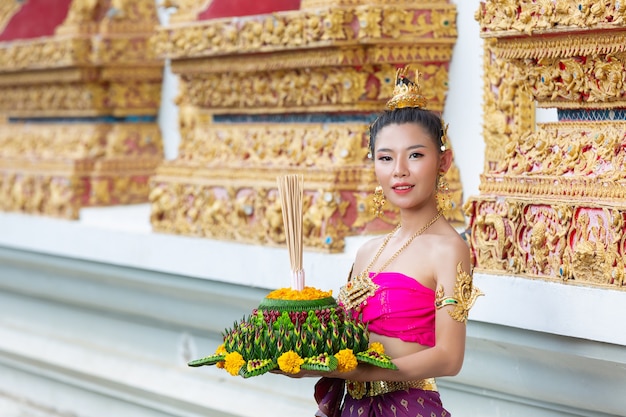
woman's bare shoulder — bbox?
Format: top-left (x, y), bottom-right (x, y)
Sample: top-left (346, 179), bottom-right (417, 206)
top-left (352, 233), bottom-right (387, 272)
top-left (424, 228), bottom-right (470, 266)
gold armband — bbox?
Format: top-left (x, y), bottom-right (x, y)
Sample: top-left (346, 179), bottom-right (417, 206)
top-left (435, 262), bottom-right (483, 324)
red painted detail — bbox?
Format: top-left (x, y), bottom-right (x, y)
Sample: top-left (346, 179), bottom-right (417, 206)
top-left (0, 0), bottom-right (73, 41)
top-left (198, 0), bottom-right (301, 20)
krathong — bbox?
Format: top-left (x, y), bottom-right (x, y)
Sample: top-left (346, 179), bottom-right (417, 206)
top-left (188, 175), bottom-right (397, 377)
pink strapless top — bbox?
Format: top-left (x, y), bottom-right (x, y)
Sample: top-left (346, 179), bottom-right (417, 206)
top-left (359, 272), bottom-right (435, 347)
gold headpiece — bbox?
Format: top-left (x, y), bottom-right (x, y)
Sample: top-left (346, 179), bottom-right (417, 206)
top-left (385, 66), bottom-right (428, 110)
top-left (385, 66), bottom-right (449, 152)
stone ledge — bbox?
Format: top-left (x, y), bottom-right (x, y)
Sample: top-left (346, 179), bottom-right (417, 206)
top-left (0, 247), bottom-right (625, 416)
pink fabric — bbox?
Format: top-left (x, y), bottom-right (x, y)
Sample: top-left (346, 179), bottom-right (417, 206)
top-left (359, 272), bottom-right (436, 347)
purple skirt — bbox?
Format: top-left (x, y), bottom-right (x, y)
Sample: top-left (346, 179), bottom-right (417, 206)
top-left (315, 378), bottom-right (450, 417)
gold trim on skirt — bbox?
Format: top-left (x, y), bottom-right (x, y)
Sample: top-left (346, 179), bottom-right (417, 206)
top-left (346, 378), bottom-right (438, 399)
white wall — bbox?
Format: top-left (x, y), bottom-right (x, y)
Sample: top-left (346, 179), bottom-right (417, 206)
top-left (445, 0), bottom-right (486, 199)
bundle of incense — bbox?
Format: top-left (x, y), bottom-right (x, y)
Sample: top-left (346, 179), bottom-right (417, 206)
top-left (277, 174), bottom-right (304, 291)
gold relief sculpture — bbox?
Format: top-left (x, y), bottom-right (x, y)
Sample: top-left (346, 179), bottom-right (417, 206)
top-left (465, 198), bottom-right (626, 288)
top-left (149, 177), bottom-right (354, 252)
top-left (55, 0), bottom-right (99, 32)
top-left (481, 42), bottom-right (535, 173)
top-left (0, 0), bottom-right (163, 218)
top-left (470, 1), bottom-right (626, 288)
top-left (0, 123), bottom-right (163, 217)
top-left (180, 68), bottom-right (369, 111)
top-left (174, 63), bottom-right (449, 114)
top-left (511, 54), bottom-right (626, 108)
top-left (499, 122), bottom-right (626, 181)
top-left (0, 37), bottom-right (92, 71)
top-left (94, 37), bottom-right (159, 63)
top-left (302, 0), bottom-right (452, 7)
top-left (150, 1), bottom-right (462, 250)
top-left (166, 0), bottom-right (213, 23)
top-left (0, 2), bottom-right (23, 33)
top-left (477, 0), bottom-right (626, 35)
top-left (0, 83), bottom-right (108, 116)
top-left (155, 4), bottom-right (456, 59)
top-left (178, 124), bottom-right (369, 167)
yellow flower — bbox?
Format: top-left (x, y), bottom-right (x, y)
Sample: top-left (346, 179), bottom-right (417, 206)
top-left (369, 342), bottom-right (385, 354)
top-left (215, 344), bottom-right (227, 355)
top-left (277, 351), bottom-right (304, 374)
top-left (216, 361), bottom-right (225, 369)
top-left (335, 349), bottom-right (358, 372)
top-left (224, 351), bottom-right (245, 376)
top-left (266, 287), bottom-right (333, 301)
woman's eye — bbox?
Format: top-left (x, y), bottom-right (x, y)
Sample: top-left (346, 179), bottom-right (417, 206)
top-left (378, 155), bottom-right (392, 162)
top-left (410, 152), bottom-right (423, 159)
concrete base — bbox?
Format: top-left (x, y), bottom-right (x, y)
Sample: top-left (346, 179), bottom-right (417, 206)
top-left (1, 245), bottom-right (624, 417)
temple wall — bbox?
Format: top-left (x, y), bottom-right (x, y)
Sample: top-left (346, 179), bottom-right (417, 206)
top-left (0, 1), bottom-right (625, 417)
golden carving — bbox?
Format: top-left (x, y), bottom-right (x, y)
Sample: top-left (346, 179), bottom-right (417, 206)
top-left (60, 0), bottom-right (99, 28)
top-left (0, 83), bottom-right (108, 116)
top-left (465, 198), bottom-right (625, 288)
top-left (155, 4), bottom-right (456, 59)
top-left (0, 0), bottom-right (164, 218)
top-left (470, 1), bottom-right (626, 288)
top-left (487, 32), bottom-right (626, 61)
top-left (0, 123), bottom-right (163, 218)
top-left (302, 0), bottom-right (453, 7)
top-left (178, 124), bottom-right (369, 167)
top-left (176, 63), bottom-right (449, 114)
top-left (481, 41), bottom-right (535, 173)
top-left (0, 1), bottom-right (24, 34)
top-left (476, 0), bottom-right (626, 35)
top-left (498, 122), bottom-right (626, 181)
top-left (94, 36), bottom-right (159, 63)
top-left (150, 173), bottom-right (358, 252)
top-left (166, 0), bottom-right (213, 23)
top-left (515, 53), bottom-right (626, 108)
top-left (0, 38), bottom-right (92, 72)
top-left (151, 1), bottom-right (462, 249)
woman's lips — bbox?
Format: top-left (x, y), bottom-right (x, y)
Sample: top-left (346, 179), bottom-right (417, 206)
top-left (391, 184), bottom-right (414, 194)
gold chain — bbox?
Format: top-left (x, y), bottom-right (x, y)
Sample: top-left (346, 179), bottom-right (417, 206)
top-left (360, 211), bottom-right (443, 280)
top-left (339, 211), bottom-right (442, 311)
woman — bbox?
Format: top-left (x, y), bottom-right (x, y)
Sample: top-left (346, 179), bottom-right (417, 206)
top-left (313, 67), bottom-right (482, 417)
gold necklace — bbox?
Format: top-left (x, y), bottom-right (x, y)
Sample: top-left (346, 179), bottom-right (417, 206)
top-left (338, 211), bottom-right (442, 311)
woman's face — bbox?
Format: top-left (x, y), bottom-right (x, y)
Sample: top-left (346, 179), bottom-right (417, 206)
top-left (373, 123), bottom-right (441, 211)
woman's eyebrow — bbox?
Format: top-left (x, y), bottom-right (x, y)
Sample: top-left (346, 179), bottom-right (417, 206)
top-left (376, 144), bottom-right (426, 153)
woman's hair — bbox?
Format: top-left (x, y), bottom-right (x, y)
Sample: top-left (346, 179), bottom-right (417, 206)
top-left (368, 107), bottom-right (444, 158)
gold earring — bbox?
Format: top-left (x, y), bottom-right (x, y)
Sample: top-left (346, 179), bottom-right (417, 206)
top-left (436, 174), bottom-right (452, 213)
top-left (372, 185), bottom-right (386, 218)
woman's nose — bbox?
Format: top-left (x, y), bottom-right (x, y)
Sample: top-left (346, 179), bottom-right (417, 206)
top-left (394, 160), bottom-right (408, 177)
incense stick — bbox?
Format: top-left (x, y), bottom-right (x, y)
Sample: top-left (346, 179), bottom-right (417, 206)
top-left (277, 174), bottom-right (304, 291)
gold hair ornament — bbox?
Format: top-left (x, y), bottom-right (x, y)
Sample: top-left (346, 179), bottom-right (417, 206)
top-left (385, 66), bottom-right (449, 152)
top-left (435, 262), bottom-right (483, 324)
top-left (386, 66), bottom-right (428, 111)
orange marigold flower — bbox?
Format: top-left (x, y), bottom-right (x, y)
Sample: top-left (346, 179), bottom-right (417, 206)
top-left (335, 349), bottom-right (358, 372)
top-left (277, 351), bottom-right (304, 374)
top-left (224, 351), bottom-right (245, 376)
top-left (216, 361), bottom-right (225, 369)
top-left (266, 287), bottom-right (332, 301)
top-left (369, 342), bottom-right (385, 354)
